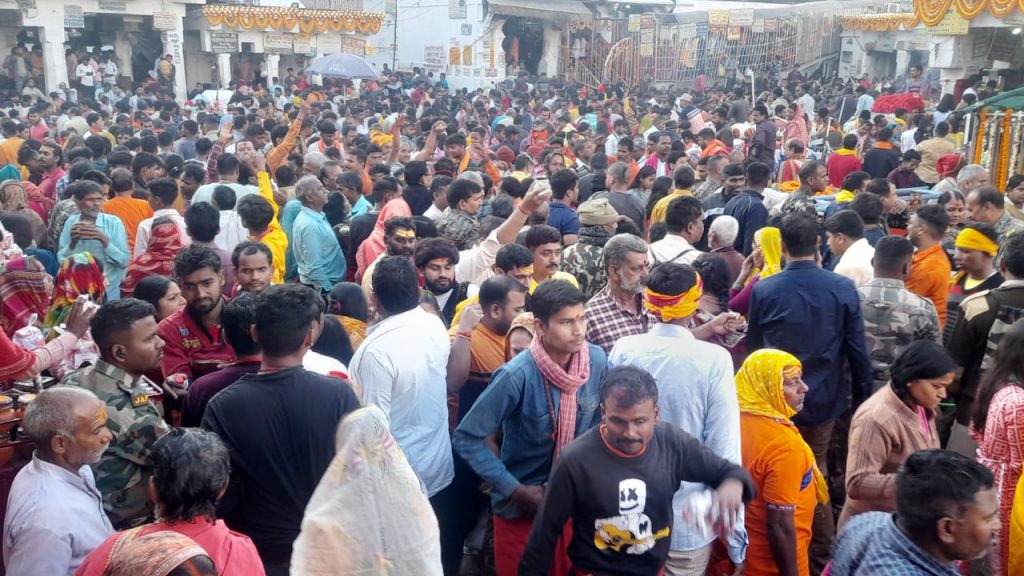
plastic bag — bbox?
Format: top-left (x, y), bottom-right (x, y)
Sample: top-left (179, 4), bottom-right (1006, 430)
top-left (52, 335), bottom-right (100, 380)
top-left (11, 314), bottom-right (44, 351)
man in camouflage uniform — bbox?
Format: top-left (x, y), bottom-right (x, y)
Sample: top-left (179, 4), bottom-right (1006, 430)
top-left (437, 178), bottom-right (483, 250)
top-left (561, 198), bottom-right (619, 299)
top-left (780, 159), bottom-right (827, 218)
top-left (966, 185), bottom-right (1024, 267)
top-left (947, 234), bottom-right (1024, 453)
top-left (60, 298), bottom-right (168, 529)
top-left (857, 237), bottom-right (942, 393)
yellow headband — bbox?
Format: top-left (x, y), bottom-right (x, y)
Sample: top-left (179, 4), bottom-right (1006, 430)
top-left (644, 274), bottom-right (703, 322)
top-left (956, 227), bottom-right (998, 257)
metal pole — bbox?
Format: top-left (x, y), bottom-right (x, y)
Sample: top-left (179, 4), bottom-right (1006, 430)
top-left (392, 3), bottom-right (398, 70)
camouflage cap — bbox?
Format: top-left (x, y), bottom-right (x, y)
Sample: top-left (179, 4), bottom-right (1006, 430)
top-left (578, 198), bottom-right (619, 226)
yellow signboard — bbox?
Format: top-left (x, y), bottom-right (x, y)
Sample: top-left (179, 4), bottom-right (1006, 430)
top-left (928, 8), bottom-right (969, 35)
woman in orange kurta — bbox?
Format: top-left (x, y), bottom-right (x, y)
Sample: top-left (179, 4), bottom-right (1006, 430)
top-left (736, 350), bottom-right (827, 576)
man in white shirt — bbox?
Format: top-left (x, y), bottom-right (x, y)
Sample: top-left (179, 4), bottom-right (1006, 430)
top-left (604, 119), bottom-right (629, 157)
top-left (649, 195), bottom-right (705, 266)
top-left (75, 60), bottom-right (95, 92)
top-left (191, 153), bottom-right (258, 207)
top-left (609, 262), bottom-right (747, 573)
top-left (826, 210), bottom-right (875, 287)
top-left (900, 116), bottom-right (920, 152)
top-left (796, 84), bottom-right (816, 119)
top-left (135, 177), bottom-right (191, 257)
top-left (4, 387), bottom-right (114, 576)
top-left (349, 255), bottom-right (454, 498)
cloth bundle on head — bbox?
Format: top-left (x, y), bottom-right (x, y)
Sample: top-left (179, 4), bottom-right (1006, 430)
top-left (291, 406), bottom-right (444, 575)
top-left (0, 256), bottom-right (49, 337)
top-left (577, 198), bottom-right (619, 226)
top-left (955, 227), bottom-right (998, 256)
top-left (44, 252), bottom-right (106, 333)
top-left (644, 273), bottom-right (703, 322)
top-left (105, 530), bottom-right (210, 576)
top-left (735, 349), bottom-right (829, 504)
top-left (937, 153), bottom-right (966, 180)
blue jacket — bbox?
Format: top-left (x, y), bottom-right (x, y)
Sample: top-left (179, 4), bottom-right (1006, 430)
top-left (747, 261), bottom-right (872, 425)
top-left (453, 344), bottom-right (608, 519)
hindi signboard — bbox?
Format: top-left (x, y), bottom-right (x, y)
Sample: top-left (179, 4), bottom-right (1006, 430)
top-left (64, 5), bottom-right (85, 28)
top-left (729, 9), bottom-right (754, 27)
top-left (210, 32), bottom-right (238, 54)
top-left (153, 12), bottom-right (177, 31)
top-left (424, 45), bottom-right (445, 72)
top-left (264, 34), bottom-right (293, 54)
top-left (98, 0), bottom-right (126, 11)
top-left (318, 35), bottom-right (341, 54)
top-left (342, 37), bottom-right (366, 56)
top-left (708, 10), bottom-right (729, 27)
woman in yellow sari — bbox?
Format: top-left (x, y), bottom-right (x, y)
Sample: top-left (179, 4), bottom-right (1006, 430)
top-left (729, 227), bottom-right (782, 316)
top-left (736, 349), bottom-right (827, 576)
top-left (328, 282), bottom-right (368, 350)
top-left (1010, 473), bottom-right (1024, 574)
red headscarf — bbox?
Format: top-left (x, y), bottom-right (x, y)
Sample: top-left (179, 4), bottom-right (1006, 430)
top-left (120, 220), bottom-right (184, 298)
top-left (0, 256), bottom-right (50, 337)
top-left (937, 153), bottom-right (966, 180)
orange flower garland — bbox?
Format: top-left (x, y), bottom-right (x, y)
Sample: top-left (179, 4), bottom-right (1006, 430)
top-left (974, 108), bottom-right (988, 165)
top-left (203, 5), bottom-right (384, 35)
top-left (914, 0), bottom-right (1024, 26)
top-left (997, 109), bottom-right (1013, 188)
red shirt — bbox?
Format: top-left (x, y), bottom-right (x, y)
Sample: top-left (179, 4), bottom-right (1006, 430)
top-left (157, 301), bottom-right (234, 379)
top-left (75, 517), bottom-right (266, 576)
top-left (826, 152), bottom-right (863, 189)
top-left (37, 166), bottom-right (66, 203)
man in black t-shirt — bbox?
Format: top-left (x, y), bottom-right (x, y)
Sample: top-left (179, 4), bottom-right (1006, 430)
top-left (520, 366), bottom-right (754, 576)
top-left (202, 285), bottom-right (360, 576)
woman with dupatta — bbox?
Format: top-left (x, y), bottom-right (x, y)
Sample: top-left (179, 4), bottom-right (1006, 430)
top-left (120, 217), bottom-right (183, 298)
top-left (291, 406), bottom-right (444, 575)
top-left (736, 349), bottom-right (827, 576)
top-left (44, 252), bottom-right (106, 338)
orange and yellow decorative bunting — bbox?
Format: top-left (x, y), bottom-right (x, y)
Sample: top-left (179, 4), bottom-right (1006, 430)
top-left (914, 0), bottom-right (1024, 26)
top-left (202, 5), bottom-right (385, 35)
top-left (841, 13), bottom-right (921, 31)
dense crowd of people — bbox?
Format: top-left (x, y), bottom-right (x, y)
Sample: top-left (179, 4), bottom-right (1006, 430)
top-left (0, 63), bottom-right (1022, 576)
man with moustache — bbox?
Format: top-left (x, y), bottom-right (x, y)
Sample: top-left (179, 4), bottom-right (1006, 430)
top-left (359, 216), bottom-right (418, 301)
top-left (232, 240), bottom-right (275, 295)
top-left (158, 246), bottom-right (235, 386)
top-left (60, 299), bottom-right (169, 529)
top-left (415, 237), bottom-right (470, 326)
top-left (3, 388), bottom-right (114, 575)
top-left (584, 234), bottom-right (654, 354)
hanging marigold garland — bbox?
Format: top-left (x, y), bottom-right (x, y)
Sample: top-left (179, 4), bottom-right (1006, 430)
top-left (914, 0), bottom-right (1024, 26)
top-left (974, 108), bottom-right (988, 165)
top-left (203, 6), bottom-right (384, 35)
top-left (997, 109), bottom-right (1013, 188)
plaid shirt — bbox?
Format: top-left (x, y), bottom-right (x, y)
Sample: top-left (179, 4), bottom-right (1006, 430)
top-left (831, 512), bottom-right (960, 575)
top-left (583, 285), bottom-right (654, 353)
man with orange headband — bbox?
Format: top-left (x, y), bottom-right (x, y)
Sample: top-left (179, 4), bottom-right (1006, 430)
top-left (609, 263), bottom-right (748, 575)
top-left (946, 224), bottom-right (1004, 342)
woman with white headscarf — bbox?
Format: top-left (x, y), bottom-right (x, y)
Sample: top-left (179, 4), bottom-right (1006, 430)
top-left (291, 406), bottom-right (444, 575)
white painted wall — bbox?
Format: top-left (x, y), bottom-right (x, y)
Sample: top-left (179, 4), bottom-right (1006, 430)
top-left (365, 0), bottom-right (508, 89)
